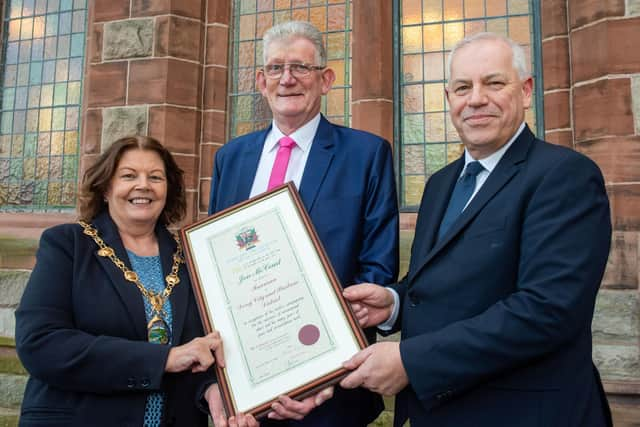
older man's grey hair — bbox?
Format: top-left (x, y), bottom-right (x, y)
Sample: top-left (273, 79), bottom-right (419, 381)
top-left (447, 32), bottom-right (530, 80)
top-left (262, 21), bottom-right (326, 66)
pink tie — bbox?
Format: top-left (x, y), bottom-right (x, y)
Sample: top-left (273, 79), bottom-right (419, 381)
top-left (267, 136), bottom-right (297, 191)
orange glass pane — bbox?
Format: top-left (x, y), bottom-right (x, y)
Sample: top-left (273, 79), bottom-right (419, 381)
top-left (309, 7), bottom-right (327, 32)
top-left (443, 0), bottom-right (463, 21)
top-left (256, 12), bottom-right (273, 38)
top-left (424, 83), bottom-right (445, 112)
top-left (258, 0), bottom-right (274, 12)
top-left (403, 84), bottom-right (424, 113)
top-left (51, 132), bottom-right (64, 155)
top-left (326, 90), bottom-right (344, 116)
top-left (445, 114), bottom-right (458, 142)
top-left (464, 0), bottom-right (484, 19)
top-left (328, 59), bottom-right (345, 85)
top-left (403, 26), bottom-right (423, 53)
top-left (239, 14), bottom-right (256, 41)
top-left (327, 32), bottom-right (346, 59)
top-left (402, 0), bottom-right (422, 25)
top-left (37, 133), bottom-right (50, 156)
top-left (403, 145), bottom-right (425, 174)
top-left (327, 4), bottom-right (346, 31)
top-left (238, 41), bottom-right (255, 67)
top-left (465, 20), bottom-right (485, 36)
top-left (422, 24), bottom-right (442, 52)
top-left (275, 0), bottom-right (291, 9)
top-left (486, 0), bottom-right (507, 16)
top-left (237, 68), bottom-right (255, 93)
top-left (274, 10), bottom-right (292, 24)
top-left (487, 18), bottom-right (507, 36)
top-left (64, 131), bottom-right (78, 154)
top-left (508, 16), bottom-right (530, 44)
top-left (425, 112), bottom-right (445, 141)
top-left (310, 0), bottom-right (325, 5)
top-left (33, 16), bottom-right (45, 38)
top-left (8, 20), bottom-right (20, 41)
top-left (39, 108), bottom-right (52, 132)
top-left (404, 175), bottom-right (426, 206)
top-left (424, 52), bottom-right (444, 81)
top-left (292, 8), bottom-right (308, 20)
top-left (444, 22), bottom-right (464, 49)
top-left (292, 0), bottom-right (308, 6)
top-left (21, 18), bottom-right (34, 39)
top-left (446, 142), bottom-right (464, 163)
top-left (423, 0), bottom-right (443, 23)
top-left (403, 54), bottom-right (423, 83)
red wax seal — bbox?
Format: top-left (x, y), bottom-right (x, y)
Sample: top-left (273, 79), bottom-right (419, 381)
top-left (298, 324), bottom-right (320, 346)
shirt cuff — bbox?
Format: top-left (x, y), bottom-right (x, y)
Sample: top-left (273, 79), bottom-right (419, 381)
top-left (377, 287), bottom-right (400, 331)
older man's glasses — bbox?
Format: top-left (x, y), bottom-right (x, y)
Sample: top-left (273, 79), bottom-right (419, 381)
top-left (263, 63), bottom-right (325, 79)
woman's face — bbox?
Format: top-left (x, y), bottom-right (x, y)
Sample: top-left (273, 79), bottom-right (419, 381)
top-left (104, 149), bottom-right (168, 229)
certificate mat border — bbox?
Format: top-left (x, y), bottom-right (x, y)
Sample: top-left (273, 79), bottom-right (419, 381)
top-left (180, 183), bottom-right (367, 419)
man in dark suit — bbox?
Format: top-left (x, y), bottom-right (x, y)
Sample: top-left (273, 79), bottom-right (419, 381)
top-left (207, 21), bottom-right (398, 427)
top-left (340, 32), bottom-right (613, 427)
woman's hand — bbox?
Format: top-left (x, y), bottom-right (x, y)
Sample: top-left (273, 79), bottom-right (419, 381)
top-left (165, 331), bottom-right (224, 373)
top-left (205, 384), bottom-right (259, 427)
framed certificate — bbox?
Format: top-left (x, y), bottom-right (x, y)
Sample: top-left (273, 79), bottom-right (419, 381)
top-left (180, 183), bottom-right (367, 419)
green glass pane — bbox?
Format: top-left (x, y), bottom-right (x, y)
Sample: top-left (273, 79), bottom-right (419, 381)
top-left (63, 155), bottom-right (76, 179)
top-left (70, 33), bottom-right (84, 57)
top-left (234, 95), bottom-right (253, 121)
top-left (1, 113), bottom-right (13, 134)
top-left (45, 14), bottom-right (59, 37)
top-left (73, 0), bottom-right (86, 10)
top-left (48, 0), bottom-right (60, 13)
top-left (29, 61), bottom-right (43, 84)
top-left (326, 33), bottom-right (345, 59)
top-left (33, 181), bottom-right (47, 205)
top-left (508, 0), bottom-right (529, 14)
top-left (43, 60), bottom-right (56, 82)
top-left (24, 133), bottom-right (38, 157)
top-left (53, 83), bottom-right (68, 105)
top-left (10, 159), bottom-right (24, 180)
top-left (67, 82), bottom-right (81, 104)
top-left (3, 89), bottom-right (16, 110)
top-left (13, 111), bottom-right (26, 133)
top-left (23, 158), bottom-right (36, 179)
top-left (403, 115), bottom-right (425, 144)
top-left (61, 0), bottom-right (73, 11)
top-left (15, 87), bottom-right (28, 109)
top-left (52, 108), bottom-right (66, 130)
top-left (425, 143), bottom-right (446, 173)
top-left (240, 0), bottom-right (257, 14)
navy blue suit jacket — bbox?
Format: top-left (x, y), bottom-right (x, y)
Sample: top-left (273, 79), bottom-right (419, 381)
top-left (15, 212), bottom-right (210, 427)
top-left (209, 115), bottom-right (399, 426)
top-left (391, 126), bottom-right (613, 427)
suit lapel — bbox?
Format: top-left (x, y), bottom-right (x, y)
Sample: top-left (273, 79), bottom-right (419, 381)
top-left (409, 126), bottom-right (534, 283)
top-left (298, 116), bottom-right (335, 212)
top-left (91, 213), bottom-right (148, 339)
top-left (234, 128), bottom-right (269, 203)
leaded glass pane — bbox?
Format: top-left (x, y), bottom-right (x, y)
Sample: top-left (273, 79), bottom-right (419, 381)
top-left (229, 0), bottom-right (352, 137)
top-left (1, 0), bottom-right (87, 210)
top-left (398, 0), bottom-right (541, 208)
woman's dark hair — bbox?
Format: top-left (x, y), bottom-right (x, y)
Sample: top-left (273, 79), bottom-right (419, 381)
top-left (78, 136), bottom-right (186, 224)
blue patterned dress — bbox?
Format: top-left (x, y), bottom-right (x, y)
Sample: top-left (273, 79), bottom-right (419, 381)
top-left (128, 251), bottom-right (173, 427)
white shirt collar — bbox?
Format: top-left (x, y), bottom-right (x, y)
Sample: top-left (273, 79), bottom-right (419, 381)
top-left (464, 122), bottom-right (526, 173)
top-left (266, 114), bottom-right (321, 153)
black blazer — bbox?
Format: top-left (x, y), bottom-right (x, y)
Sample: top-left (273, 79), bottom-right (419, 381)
top-left (15, 212), bottom-right (210, 427)
top-left (391, 126), bottom-right (613, 427)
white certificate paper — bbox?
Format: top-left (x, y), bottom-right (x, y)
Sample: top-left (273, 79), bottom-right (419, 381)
top-left (181, 184), bottom-right (366, 418)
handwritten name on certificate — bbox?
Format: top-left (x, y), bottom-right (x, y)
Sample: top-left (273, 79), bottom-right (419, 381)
top-left (207, 208), bottom-right (335, 385)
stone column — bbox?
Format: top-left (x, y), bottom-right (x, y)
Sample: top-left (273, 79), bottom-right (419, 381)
top-left (81, 0), bottom-right (209, 225)
top-left (541, 0), bottom-right (640, 424)
top-left (351, 0), bottom-right (394, 144)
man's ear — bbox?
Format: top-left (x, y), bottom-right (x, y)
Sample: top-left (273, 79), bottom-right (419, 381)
top-left (320, 68), bottom-right (336, 95)
top-left (256, 69), bottom-right (268, 97)
top-left (522, 76), bottom-right (533, 109)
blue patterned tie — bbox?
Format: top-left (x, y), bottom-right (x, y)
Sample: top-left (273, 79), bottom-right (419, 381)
top-left (437, 161), bottom-right (484, 240)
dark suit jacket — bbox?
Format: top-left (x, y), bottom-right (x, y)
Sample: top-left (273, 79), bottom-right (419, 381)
top-left (209, 115), bottom-right (399, 426)
top-left (15, 212), bottom-right (210, 427)
top-left (391, 126), bottom-right (613, 427)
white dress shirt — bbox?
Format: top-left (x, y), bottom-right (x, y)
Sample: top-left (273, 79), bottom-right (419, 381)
top-left (378, 122), bottom-right (526, 331)
top-left (249, 114), bottom-right (321, 197)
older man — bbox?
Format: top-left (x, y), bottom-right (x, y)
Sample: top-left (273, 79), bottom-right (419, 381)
top-left (207, 21), bottom-right (398, 427)
top-left (341, 32), bottom-right (613, 427)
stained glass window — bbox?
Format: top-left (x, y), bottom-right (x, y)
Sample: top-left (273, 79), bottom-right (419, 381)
top-left (0, 0), bottom-right (87, 210)
top-left (397, 0), bottom-right (542, 208)
top-left (229, 0), bottom-right (352, 138)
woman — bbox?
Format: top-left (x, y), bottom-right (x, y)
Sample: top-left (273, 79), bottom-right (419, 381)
top-left (15, 136), bottom-right (230, 426)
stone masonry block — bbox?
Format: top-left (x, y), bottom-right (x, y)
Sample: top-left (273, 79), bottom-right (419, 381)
top-left (93, 0), bottom-right (130, 22)
top-left (0, 271), bottom-right (30, 306)
top-left (573, 78), bottom-right (633, 141)
top-left (86, 62), bottom-right (127, 107)
top-left (103, 19), bottom-right (153, 60)
top-left (543, 91), bottom-right (570, 130)
top-left (155, 16), bottom-right (202, 62)
top-left (101, 106), bottom-right (148, 151)
top-left (148, 106), bottom-right (200, 154)
top-left (542, 38), bottom-right (570, 90)
top-left (0, 308), bottom-right (17, 338)
top-left (631, 0), bottom-right (640, 15)
top-left (592, 290), bottom-right (639, 341)
top-left (0, 374), bottom-right (28, 409)
top-left (609, 184), bottom-right (640, 232)
top-left (633, 75), bottom-right (640, 135)
top-left (541, 0), bottom-right (567, 38)
top-left (602, 232), bottom-right (639, 289)
top-left (576, 136), bottom-right (640, 184)
top-left (568, 0), bottom-right (625, 29)
top-left (593, 344), bottom-right (640, 381)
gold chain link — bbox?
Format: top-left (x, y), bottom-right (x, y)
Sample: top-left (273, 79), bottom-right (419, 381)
top-left (78, 221), bottom-right (183, 315)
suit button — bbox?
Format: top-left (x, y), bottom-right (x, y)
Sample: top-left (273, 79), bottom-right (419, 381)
top-left (127, 377), bottom-right (135, 388)
top-left (141, 378), bottom-right (150, 388)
